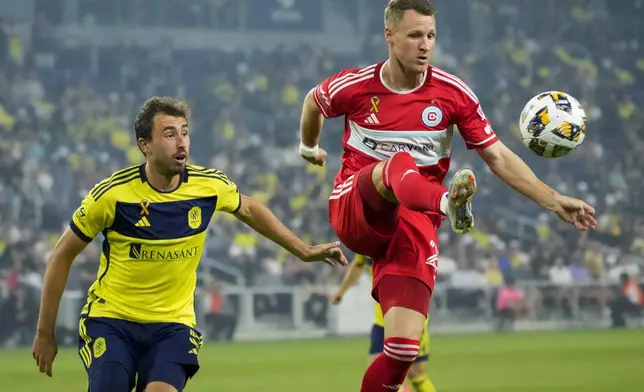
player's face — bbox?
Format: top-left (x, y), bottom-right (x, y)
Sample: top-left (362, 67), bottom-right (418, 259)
top-left (386, 11), bottom-right (436, 74)
top-left (148, 113), bottom-right (190, 176)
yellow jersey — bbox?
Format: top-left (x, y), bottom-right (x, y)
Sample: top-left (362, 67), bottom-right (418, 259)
top-left (70, 164), bottom-right (241, 328)
top-left (354, 254), bottom-right (386, 327)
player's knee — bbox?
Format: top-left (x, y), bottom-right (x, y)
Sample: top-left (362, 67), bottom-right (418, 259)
top-left (142, 362), bottom-right (191, 392)
top-left (144, 381), bottom-right (179, 392)
top-left (88, 362), bottom-right (133, 392)
top-left (369, 161), bottom-right (391, 198)
top-left (407, 362), bottom-right (427, 379)
top-left (377, 152), bottom-right (416, 191)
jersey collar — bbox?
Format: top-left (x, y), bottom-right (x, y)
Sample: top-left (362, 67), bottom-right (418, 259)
top-left (139, 163), bottom-right (188, 193)
top-left (379, 60), bottom-right (430, 94)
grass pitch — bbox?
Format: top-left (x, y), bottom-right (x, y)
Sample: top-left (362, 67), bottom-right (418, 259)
top-left (2, 329), bottom-right (642, 391)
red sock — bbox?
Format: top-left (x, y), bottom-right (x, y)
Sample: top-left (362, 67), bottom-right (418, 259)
top-left (360, 337), bottom-right (419, 392)
top-left (382, 152), bottom-right (447, 213)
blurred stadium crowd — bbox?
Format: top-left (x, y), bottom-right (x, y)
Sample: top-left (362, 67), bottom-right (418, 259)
top-left (1, 0), bottom-right (643, 344)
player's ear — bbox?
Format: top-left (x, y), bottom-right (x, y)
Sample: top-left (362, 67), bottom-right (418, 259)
top-left (137, 138), bottom-right (150, 155)
top-left (384, 26), bottom-right (394, 45)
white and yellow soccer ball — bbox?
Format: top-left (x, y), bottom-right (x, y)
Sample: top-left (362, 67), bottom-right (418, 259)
top-left (519, 91), bottom-right (587, 158)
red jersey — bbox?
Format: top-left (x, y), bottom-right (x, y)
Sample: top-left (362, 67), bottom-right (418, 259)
top-left (312, 61), bottom-right (499, 187)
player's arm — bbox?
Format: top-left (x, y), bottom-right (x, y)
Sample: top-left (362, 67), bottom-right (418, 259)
top-left (330, 255), bottom-right (367, 304)
top-left (33, 190), bottom-right (113, 376)
top-left (212, 172), bottom-right (346, 265)
top-left (299, 71), bottom-right (351, 166)
top-left (33, 228), bottom-right (88, 377)
top-left (234, 195), bottom-right (346, 265)
top-left (300, 89), bottom-right (325, 154)
top-left (453, 88), bottom-right (596, 231)
top-left (478, 141), bottom-right (595, 230)
top-left (478, 141), bottom-right (558, 210)
top-left (36, 229), bottom-right (89, 339)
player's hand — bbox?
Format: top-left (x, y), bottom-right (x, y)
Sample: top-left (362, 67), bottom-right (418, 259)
top-left (329, 291), bottom-right (343, 305)
top-left (301, 147), bottom-right (327, 167)
top-left (298, 241), bottom-right (348, 266)
top-left (552, 194), bottom-right (597, 231)
top-left (32, 333), bottom-right (58, 377)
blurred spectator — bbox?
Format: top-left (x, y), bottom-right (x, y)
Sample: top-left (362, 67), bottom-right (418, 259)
top-left (609, 272), bottom-right (644, 328)
top-left (202, 277), bottom-right (237, 341)
top-left (0, 284), bottom-right (38, 346)
top-left (495, 276), bottom-right (527, 331)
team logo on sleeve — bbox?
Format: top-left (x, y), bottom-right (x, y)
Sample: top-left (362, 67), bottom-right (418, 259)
top-left (75, 206), bottom-right (87, 227)
top-left (188, 206), bottom-right (202, 229)
top-left (315, 85), bottom-right (331, 109)
top-left (421, 106), bottom-right (443, 128)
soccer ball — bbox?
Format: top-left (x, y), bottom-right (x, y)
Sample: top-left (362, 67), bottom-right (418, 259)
top-left (519, 91), bottom-right (587, 158)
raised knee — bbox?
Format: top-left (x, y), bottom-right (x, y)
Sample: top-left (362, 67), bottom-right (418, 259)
top-left (371, 161), bottom-right (389, 190)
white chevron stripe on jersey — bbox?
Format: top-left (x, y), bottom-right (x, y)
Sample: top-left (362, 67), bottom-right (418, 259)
top-left (329, 73), bottom-right (375, 99)
top-left (329, 175), bottom-right (355, 200)
top-left (432, 67), bottom-right (478, 99)
top-left (432, 68), bottom-right (479, 104)
top-left (327, 64), bottom-right (377, 91)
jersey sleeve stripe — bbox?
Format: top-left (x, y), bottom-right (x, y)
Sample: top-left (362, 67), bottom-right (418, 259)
top-left (188, 172), bottom-right (231, 184)
top-left (70, 220), bottom-right (93, 242)
top-left (432, 68), bottom-right (478, 98)
top-left (432, 70), bottom-right (479, 103)
top-left (467, 134), bottom-right (497, 146)
top-left (327, 64), bottom-right (377, 91)
top-left (186, 165), bottom-right (219, 173)
top-left (231, 193), bottom-right (242, 214)
top-left (90, 166), bottom-right (140, 199)
top-left (93, 173), bottom-right (141, 201)
top-left (187, 168), bottom-right (226, 177)
top-left (187, 169), bottom-right (223, 179)
top-left (329, 73), bottom-right (374, 99)
top-left (186, 166), bottom-right (223, 174)
top-left (311, 87), bottom-right (331, 118)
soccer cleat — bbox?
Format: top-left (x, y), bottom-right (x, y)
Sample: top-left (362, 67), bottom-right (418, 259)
top-left (446, 168), bottom-right (477, 235)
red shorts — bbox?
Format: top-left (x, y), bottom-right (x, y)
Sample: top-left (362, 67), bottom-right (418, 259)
top-left (328, 164), bottom-right (442, 299)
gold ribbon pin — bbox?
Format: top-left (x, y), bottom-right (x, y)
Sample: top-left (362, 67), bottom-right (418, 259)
top-left (370, 96), bottom-right (380, 113)
top-left (140, 200), bottom-right (150, 216)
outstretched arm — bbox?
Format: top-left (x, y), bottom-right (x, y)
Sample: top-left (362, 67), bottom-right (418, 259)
top-left (234, 195), bottom-right (347, 265)
top-left (330, 259), bottom-right (366, 304)
top-left (478, 141), bottom-right (596, 230)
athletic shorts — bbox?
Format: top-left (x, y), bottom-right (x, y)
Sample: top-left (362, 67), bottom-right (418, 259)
top-left (78, 316), bottom-right (203, 391)
top-left (328, 164), bottom-right (442, 296)
top-left (368, 322), bottom-right (431, 362)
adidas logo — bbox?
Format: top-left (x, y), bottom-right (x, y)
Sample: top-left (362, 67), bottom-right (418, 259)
top-left (135, 217), bottom-right (151, 227)
top-left (365, 113), bottom-right (379, 124)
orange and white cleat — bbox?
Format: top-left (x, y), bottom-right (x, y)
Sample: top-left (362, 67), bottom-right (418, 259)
top-left (447, 168), bottom-right (477, 235)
